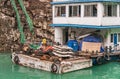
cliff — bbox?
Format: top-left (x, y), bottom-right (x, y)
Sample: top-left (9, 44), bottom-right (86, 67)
top-left (0, 0), bottom-right (53, 52)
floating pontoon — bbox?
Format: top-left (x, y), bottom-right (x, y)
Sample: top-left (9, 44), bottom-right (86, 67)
top-left (11, 45), bottom-right (92, 74)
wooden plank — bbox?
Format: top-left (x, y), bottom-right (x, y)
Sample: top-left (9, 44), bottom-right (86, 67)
top-left (54, 45), bottom-right (73, 50)
top-left (82, 42), bottom-right (101, 52)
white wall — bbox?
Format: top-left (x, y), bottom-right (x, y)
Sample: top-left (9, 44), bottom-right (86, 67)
top-left (53, 17), bottom-right (101, 25)
top-left (101, 17), bottom-right (120, 26)
top-left (54, 27), bottom-right (63, 44)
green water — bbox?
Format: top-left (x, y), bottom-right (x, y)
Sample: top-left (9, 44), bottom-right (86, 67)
top-left (0, 53), bottom-right (120, 79)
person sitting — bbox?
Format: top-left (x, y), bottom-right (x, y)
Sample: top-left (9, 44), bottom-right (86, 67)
top-left (39, 38), bottom-right (54, 56)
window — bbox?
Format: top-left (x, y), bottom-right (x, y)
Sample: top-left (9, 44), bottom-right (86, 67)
top-left (118, 33), bottom-right (120, 42)
top-left (104, 4), bottom-right (117, 17)
top-left (84, 4), bottom-right (97, 17)
top-left (110, 34), bottom-right (113, 43)
top-left (69, 5), bottom-right (81, 17)
top-left (55, 6), bottom-right (66, 17)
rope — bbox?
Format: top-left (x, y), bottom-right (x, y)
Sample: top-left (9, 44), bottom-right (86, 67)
top-left (10, 0), bottom-right (26, 44)
top-left (10, 0), bottom-right (40, 49)
top-left (17, 0), bottom-right (40, 49)
top-left (18, 0), bottom-right (34, 32)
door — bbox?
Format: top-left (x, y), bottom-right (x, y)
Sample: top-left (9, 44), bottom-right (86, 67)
top-left (63, 28), bottom-right (68, 44)
top-left (114, 33), bottom-right (117, 45)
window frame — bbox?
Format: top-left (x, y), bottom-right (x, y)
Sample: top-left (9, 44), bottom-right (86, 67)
top-left (104, 4), bottom-right (117, 17)
top-left (55, 6), bottom-right (66, 17)
top-left (69, 5), bottom-right (81, 17)
top-left (84, 4), bottom-right (98, 17)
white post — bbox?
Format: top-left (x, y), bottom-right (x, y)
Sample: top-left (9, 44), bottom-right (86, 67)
top-left (55, 27), bottom-right (63, 45)
top-left (98, 3), bottom-right (104, 25)
top-left (117, 5), bottom-right (119, 17)
top-left (66, 5), bottom-right (69, 18)
top-left (81, 4), bottom-right (84, 18)
top-left (52, 5), bottom-right (55, 20)
top-left (104, 29), bottom-right (111, 47)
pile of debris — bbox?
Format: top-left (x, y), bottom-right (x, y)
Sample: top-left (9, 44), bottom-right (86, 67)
top-left (20, 43), bottom-right (84, 63)
top-left (53, 45), bottom-right (75, 57)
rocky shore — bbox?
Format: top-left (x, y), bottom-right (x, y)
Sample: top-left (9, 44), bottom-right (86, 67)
top-left (0, 0), bottom-right (53, 52)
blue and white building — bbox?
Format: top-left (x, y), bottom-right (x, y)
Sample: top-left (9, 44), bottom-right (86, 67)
top-left (50, 0), bottom-right (120, 50)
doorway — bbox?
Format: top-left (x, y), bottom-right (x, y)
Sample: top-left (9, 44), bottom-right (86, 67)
top-left (114, 33), bottom-right (117, 45)
top-left (63, 28), bottom-right (68, 44)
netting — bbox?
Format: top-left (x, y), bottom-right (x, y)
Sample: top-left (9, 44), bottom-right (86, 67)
top-left (10, 0), bottom-right (40, 49)
top-left (18, 0), bottom-right (34, 32)
top-left (10, 0), bottom-right (26, 44)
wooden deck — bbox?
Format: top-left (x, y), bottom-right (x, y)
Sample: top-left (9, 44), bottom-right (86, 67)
top-left (12, 53), bottom-right (92, 74)
top-left (79, 52), bottom-right (120, 58)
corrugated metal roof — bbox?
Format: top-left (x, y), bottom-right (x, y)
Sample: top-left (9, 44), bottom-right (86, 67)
top-left (51, 0), bottom-right (120, 5)
top-left (50, 24), bottom-right (120, 29)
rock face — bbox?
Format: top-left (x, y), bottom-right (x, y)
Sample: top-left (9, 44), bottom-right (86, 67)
top-left (0, 0), bottom-right (53, 52)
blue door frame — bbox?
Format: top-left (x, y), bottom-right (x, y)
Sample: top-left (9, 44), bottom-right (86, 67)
top-left (114, 33), bottom-right (117, 45)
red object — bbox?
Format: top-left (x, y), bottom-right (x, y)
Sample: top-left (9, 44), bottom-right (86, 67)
top-left (43, 46), bottom-right (54, 53)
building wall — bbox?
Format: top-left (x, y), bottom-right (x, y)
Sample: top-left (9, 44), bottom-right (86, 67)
top-left (53, 3), bottom-right (102, 26)
top-left (52, 3), bottom-right (120, 26)
top-left (106, 29), bottom-right (120, 46)
top-left (102, 17), bottom-right (120, 26)
top-left (53, 2), bottom-right (120, 50)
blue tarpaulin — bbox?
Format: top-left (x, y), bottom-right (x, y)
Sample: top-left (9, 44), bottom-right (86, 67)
top-left (82, 35), bottom-right (102, 42)
top-left (79, 35), bottom-right (104, 52)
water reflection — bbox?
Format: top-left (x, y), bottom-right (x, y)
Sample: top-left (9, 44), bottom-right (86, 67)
top-left (1, 53), bottom-right (120, 79)
top-left (11, 59), bottom-right (120, 79)
top-left (11, 64), bottom-right (93, 79)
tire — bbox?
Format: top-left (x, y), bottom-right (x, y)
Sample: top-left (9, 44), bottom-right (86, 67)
top-left (14, 56), bottom-right (20, 64)
top-left (51, 63), bottom-right (59, 73)
top-left (96, 56), bottom-right (104, 65)
top-left (10, 55), bottom-right (12, 59)
top-left (118, 54), bottom-right (120, 59)
top-left (104, 54), bottom-right (110, 61)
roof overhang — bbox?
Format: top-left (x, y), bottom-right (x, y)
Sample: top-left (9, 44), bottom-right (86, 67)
top-left (50, 24), bottom-right (120, 29)
top-left (51, 0), bottom-right (120, 5)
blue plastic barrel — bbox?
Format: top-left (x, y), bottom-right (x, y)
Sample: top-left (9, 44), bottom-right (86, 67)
top-left (67, 40), bottom-right (78, 52)
top-left (67, 40), bottom-right (73, 48)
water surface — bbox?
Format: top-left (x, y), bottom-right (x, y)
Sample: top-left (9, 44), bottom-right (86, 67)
top-left (0, 53), bottom-right (120, 79)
